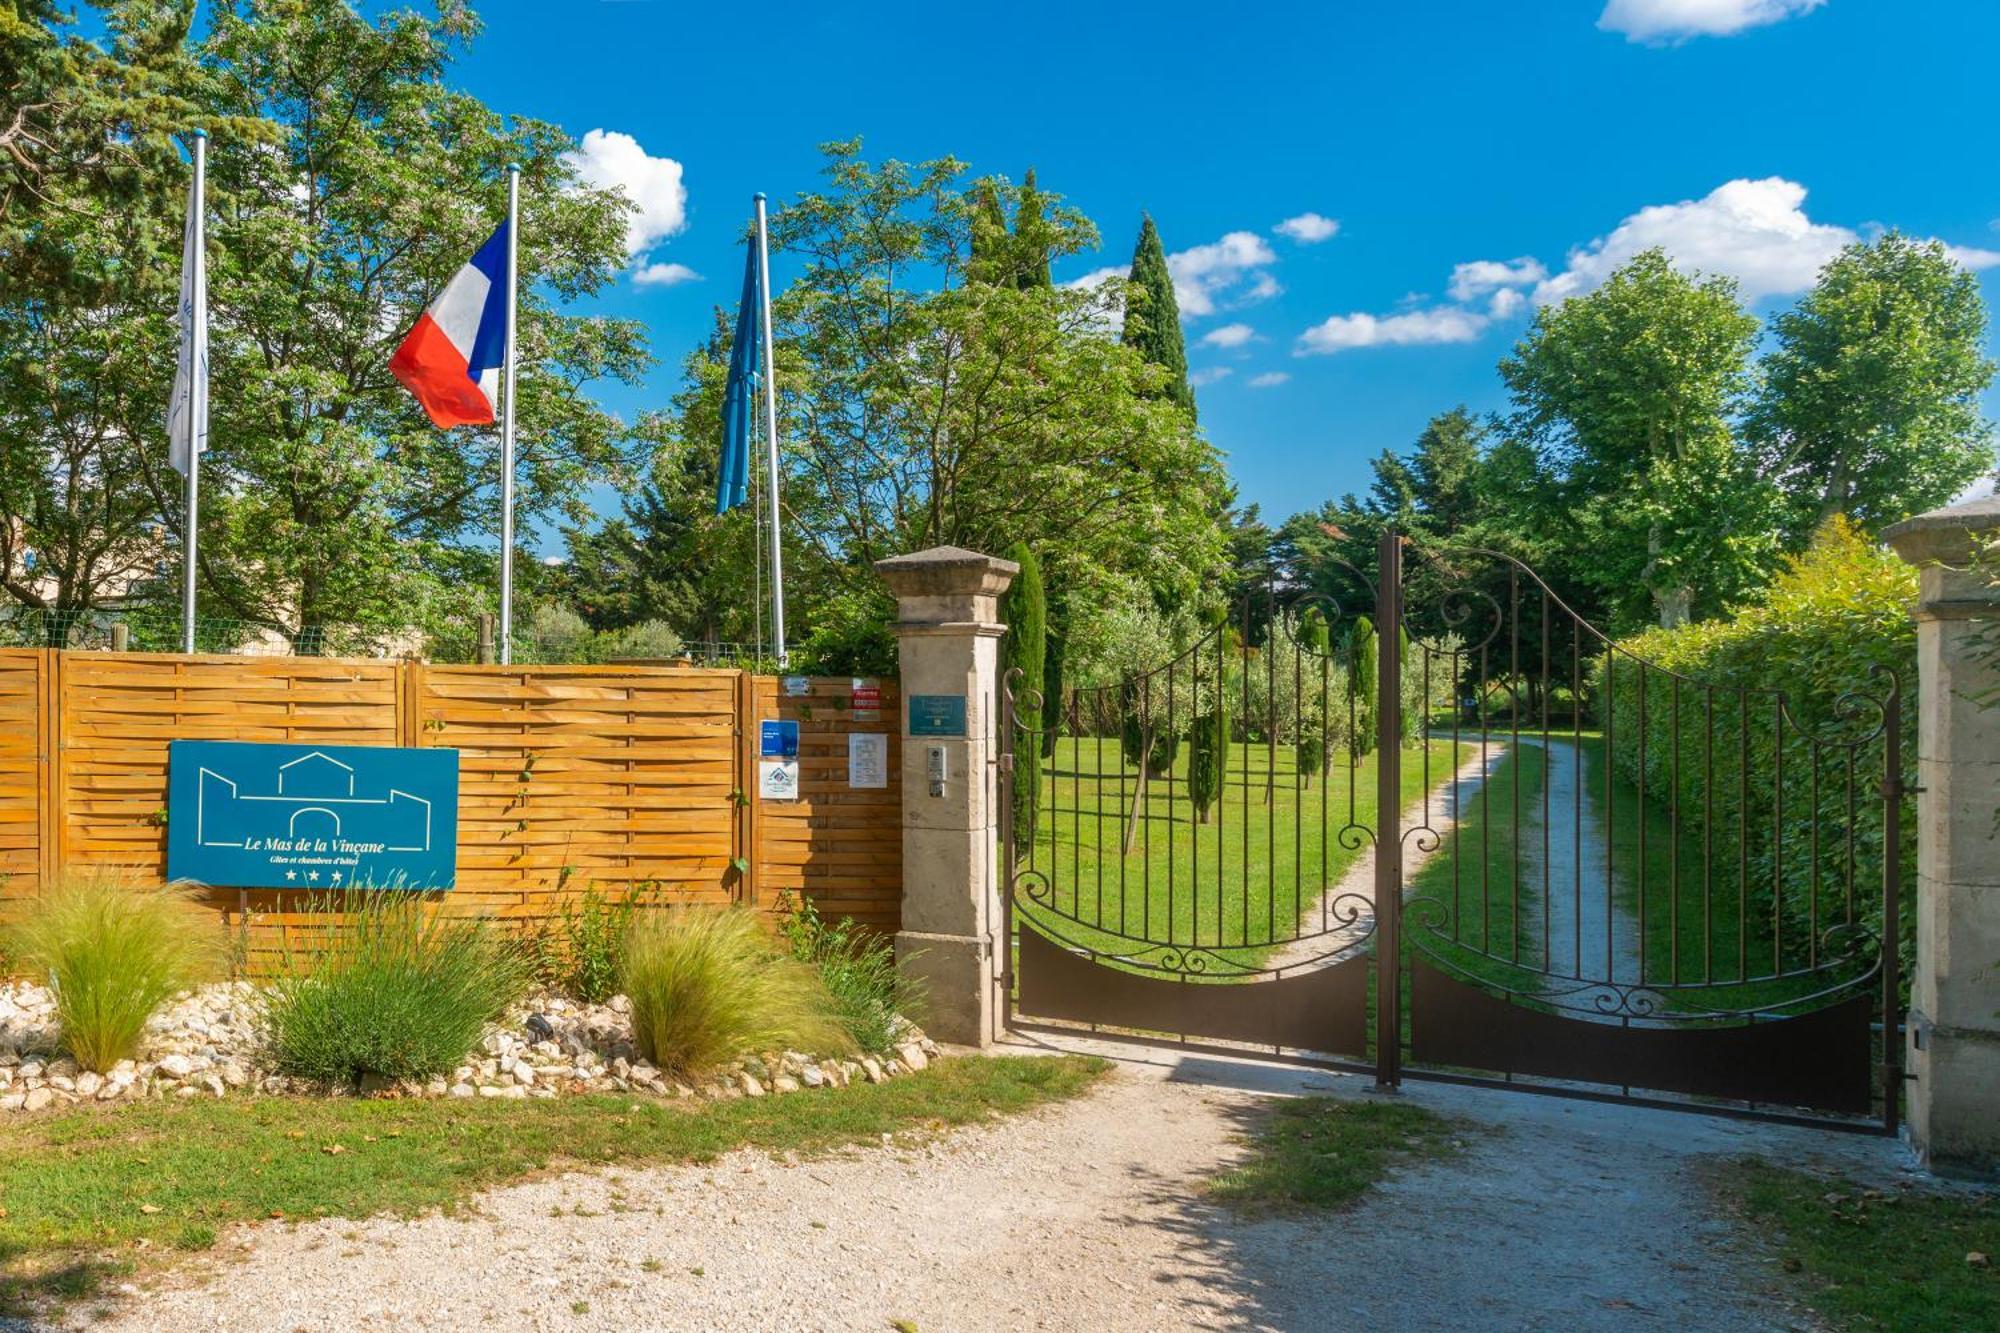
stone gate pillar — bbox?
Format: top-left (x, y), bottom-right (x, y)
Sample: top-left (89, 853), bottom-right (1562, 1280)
top-left (1885, 497), bottom-right (2000, 1172)
top-left (875, 545), bottom-right (1019, 1047)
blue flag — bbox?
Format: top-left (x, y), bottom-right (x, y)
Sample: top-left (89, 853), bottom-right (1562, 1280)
top-left (716, 239), bottom-right (760, 514)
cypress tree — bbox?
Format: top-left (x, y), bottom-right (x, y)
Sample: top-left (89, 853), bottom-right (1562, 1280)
top-left (968, 180), bottom-right (1012, 286)
top-left (1123, 214), bottom-right (1195, 417)
top-left (1000, 543), bottom-right (1046, 854)
top-left (1014, 168), bottom-right (1054, 289)
top-left (1188, 675), bottom-right (1229, 825)
top-left (1349, 615), bottom-right (1378, 757)
top-left (1040, 583), bottom-right (1065, 760)
top-left (1296, 609), bottom-right (1332, 785)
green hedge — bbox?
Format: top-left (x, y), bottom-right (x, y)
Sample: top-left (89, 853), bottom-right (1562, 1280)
top-left (1596, 519), bottom-right (1916, 989)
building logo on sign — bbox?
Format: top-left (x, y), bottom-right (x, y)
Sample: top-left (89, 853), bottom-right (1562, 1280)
top-left (167, 740), bottom-right (458, 890)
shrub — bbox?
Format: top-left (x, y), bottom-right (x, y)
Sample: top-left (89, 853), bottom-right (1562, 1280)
top-left (600, 619), bottom-right (684, 661)
top-left (1597, 518), bottom-right (1917, 981)
top-left (781, 896), bottom-right (924, 1055)
top-left (265, 895), bottom-right (530, 1086)
top-left (559, 885), bottom-right (640, 1003)
top-left (4, 875), bottom-right (219, 1071)
top-left (521, 604), bottom-right (595, 664)
top-left (619, 907), bottom-right (848, 1076)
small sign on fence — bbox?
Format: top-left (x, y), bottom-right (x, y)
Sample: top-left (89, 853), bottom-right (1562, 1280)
top-left (166, 740), bottom-right (459, 890)
top-left (759, 719), bottom-right (800, 758)
top-left (849, 677), bottom-right (881, 722)
top-left (847, 732), bottom-right (888, 789)
top-left (758, 759), bottom-right (800, 801)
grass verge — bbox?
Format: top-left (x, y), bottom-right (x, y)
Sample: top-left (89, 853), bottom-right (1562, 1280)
top-left (1207, 1096), bottom-right (1470, 1214)
top-left (1722, 1159), bottom-right (1998, 1333)
top-left (0, 1054), bottom-right (1106, 1317)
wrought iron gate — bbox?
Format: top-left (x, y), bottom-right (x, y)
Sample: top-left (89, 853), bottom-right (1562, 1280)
top-left (1001, 531), bottom-right (1906, 1130)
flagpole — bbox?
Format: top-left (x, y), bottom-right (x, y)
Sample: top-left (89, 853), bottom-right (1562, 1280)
top-left (753, 193), bottom-right (787, 668)
top-left (180, 129), bottom-right (207, 655)
top-left (499, 165), bottom-right (520, 665)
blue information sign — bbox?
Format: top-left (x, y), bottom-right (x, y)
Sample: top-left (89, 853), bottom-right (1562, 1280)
top-left (760, 719), bottom-right (800, 758)
top-left (908, 694), bottom-right (967, 737)
top-left (166, 740), bottom-right (459, 890)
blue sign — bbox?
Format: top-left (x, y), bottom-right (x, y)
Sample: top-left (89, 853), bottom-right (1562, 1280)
top-left (166, 740), bottom-right (459, 890)
top-left (908, 694), bottom-right (967, 737)
top-left (760, 719), bottom-right (800, 758)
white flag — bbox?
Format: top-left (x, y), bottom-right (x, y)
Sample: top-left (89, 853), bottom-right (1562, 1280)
top-left (167, 162), bottom-right (207, 476)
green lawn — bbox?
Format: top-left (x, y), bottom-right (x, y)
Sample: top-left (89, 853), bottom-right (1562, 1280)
top-left (1724, 1159), bottom-right (1999, 1332)
top-left (0, 1055), bottom-right (1105, 1316)
top-left (1017, 736), bottom-right (1450, 973)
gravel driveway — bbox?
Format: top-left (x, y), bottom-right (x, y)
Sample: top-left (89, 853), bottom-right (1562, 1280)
top-left (79, 1038), bottom-right (1913, 1332)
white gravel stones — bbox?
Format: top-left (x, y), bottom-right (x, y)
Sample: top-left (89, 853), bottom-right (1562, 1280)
top-left (0, 978), bottom-right (938, 1114)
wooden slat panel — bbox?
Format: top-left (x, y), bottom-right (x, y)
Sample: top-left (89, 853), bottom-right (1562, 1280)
top-left (0, 651), bottom-right (45, 914)
top-left (21, 654), bottom-right (904, 965)
top-left (751, 676), bottom-right (903, 934)
top-left (417, 665), bottom-right (741, 926)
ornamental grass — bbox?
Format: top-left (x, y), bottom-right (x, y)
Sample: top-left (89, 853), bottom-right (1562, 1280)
top-left (4, 874), bottom-right (221, 1072)
top-left (265, 893), bottom-right (530, 1086)
top-left (619, 907), bottom-right (850, 1077)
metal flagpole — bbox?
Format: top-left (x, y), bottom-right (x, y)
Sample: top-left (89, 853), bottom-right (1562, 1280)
top-left (179, 130), bottom-right (208, 654)
top-left (499, 165), bottom-right (520, 665)
top-left (753, 193), bottom-right (787, 668)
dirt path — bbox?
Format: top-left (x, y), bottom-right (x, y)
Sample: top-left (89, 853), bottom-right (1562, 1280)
top-left (80, 1042), bottom-right (1912, 1332)
top-left (1265, 744), bottom-right (1506, 974)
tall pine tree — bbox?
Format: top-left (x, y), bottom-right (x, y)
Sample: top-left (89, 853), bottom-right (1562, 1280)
top-left (1000, 543), bottom-right (1047, 856)
top-left (1014, 168), bottom-right (1053, 289)
top-left (1123, 214), bottom-right (1195, 417)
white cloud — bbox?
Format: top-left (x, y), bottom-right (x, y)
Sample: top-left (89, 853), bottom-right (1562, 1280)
top-left (1189, 367), bottom-right (1234, 387)
top-left (1487, 288), bottom-right (1528, 320)
top-left (1532, 177), bottom-right (1855, 305)
top-left (1063, 265), bottom-right (1124, 292)
top-left (1296, 307), bottom-right (1489, 355)
top-left (1201, 322), bottom-right (1256, 349)
top-left (1598, 0), bottom-right (1824, 43)
top-left (1946, 244), bottom-right (2000, 271)
top-left (1167, 231), bottom-right (1280, 317)
top-left (633, 262), bottom-right (701, 288)
top-left (1247, 372), bottom-right (1290, 389)
top-left (1447, 256), bottom-right (1548, 302)
top-left (1275, 212), bottom-right (1339, 243)
top-left (563, 129), bottom-right (689, 258)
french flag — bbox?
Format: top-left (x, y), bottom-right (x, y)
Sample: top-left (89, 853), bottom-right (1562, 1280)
top-left (390, 221), bottom-right (509, 427)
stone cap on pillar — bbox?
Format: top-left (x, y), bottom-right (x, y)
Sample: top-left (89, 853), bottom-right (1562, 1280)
top-left (875, 546), bottom-right (1019, 631)
top-left (1884, 496), bottom-right (2000, 610)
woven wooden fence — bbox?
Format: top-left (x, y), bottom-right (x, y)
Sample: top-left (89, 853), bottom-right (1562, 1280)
top-left (0, 650), bottom-right (901, 970)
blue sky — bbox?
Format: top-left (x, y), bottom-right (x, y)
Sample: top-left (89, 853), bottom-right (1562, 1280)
top-left (445, 0), bottom-right (2000, 528)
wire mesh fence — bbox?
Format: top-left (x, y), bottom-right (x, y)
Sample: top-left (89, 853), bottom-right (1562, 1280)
top-left (0, 605), bottom-right (768, 669)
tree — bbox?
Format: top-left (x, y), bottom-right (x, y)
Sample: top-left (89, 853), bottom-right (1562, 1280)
top-left (1000, 543), bottom-right (1046, 855)
top-left (1013, 168), bottom-right (1053, 290)
top-left (1294, 608), bottom-right (1332, 786)
top-left (1750, 233), bottom-right (1996, 540)
top-left (768, 143), bottom-right (1230, 669)
top-left (1348, 615), bottom-right (1378, 756)
top-left (1040, 582), bottom-right (1066, 761)
top-left (555, 321), bottom-right (763, 646)
top-left (1288, 604), bottom-right (1336, 780)
top-left (1122, 214), bottom-right (1194, 417)
top-left (0, 2), bottom-right (225, 621)
top-left (1500, 249), bottom-right (1775, 629)
top-left (175, 0), bottom-right (645, 646)
top-left (1188, 677), bottom-right (1228, 824)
